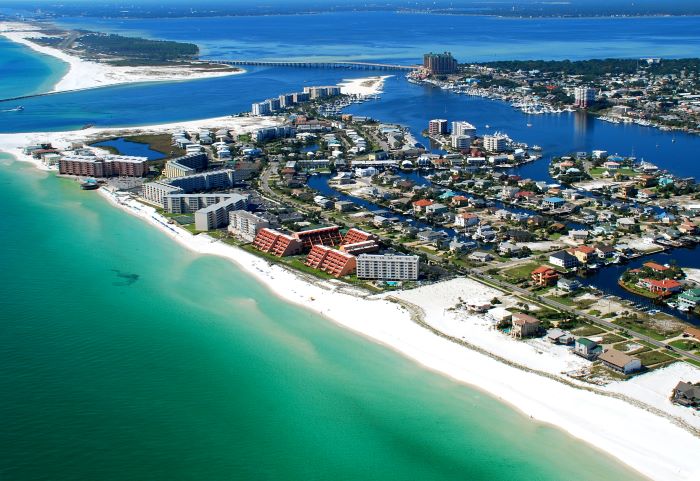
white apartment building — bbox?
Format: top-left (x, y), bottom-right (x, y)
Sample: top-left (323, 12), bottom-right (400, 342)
top-left (228, 210), bottom-right (270, 242)
top-left (141, 181), bottom-right (184, 205)
top-left (451, 121), bottom-right (476, 137)
top-left (483, 134), bottom-right (508, 152)
top-left (451, 135), bottom-right (471, 149)
top-left (194, 196), bottom-right (248, 232)
top-left (163, 193), bottom-right (247, 214)
top-left (356, 254), bottom-right (419, 281)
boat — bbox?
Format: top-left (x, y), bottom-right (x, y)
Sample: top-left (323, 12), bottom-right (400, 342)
top-left (2, 106), bottom-right (23, 112)
top-left (80, 178), bottom-right (100, 190)
top-left (526, 123), bottom-right (533, 127)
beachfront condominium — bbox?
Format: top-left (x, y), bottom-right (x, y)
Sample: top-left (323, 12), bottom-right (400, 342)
top-left (142, 181), bottom-right (185, 205)
top-left (304, 245), bottom-right (357, 278)
top-left (194, 196), bottom-right (249, 231)
top-left (483, 134), bottom-right (508, 153)
top-left (164, 193), bottom-right (248, 214)
top-left (304, 86), bottom-right (342, 99)
top-left (228, 210), bottom-right (270, 242)
top-left (168, 169), bottom-right (236, 192)
top-left (428, 119), bottom-right (448, 135)
top-left (356, 253), bottom-right (419, 281)
top-left (162, 152), bottom-right (208, 179)
top-left (423, 52), bottom-right (458, 75)
top-left (252, 228), bottom-right (303, 257)
top-left (59, 154), bottom-right (148, 177)
top-left (141, 169), bottom-right (236, 206)
top-left (251, 101), bottom-right (272, 116)
top-left (451, 121), bottom-right (476, 138)
top-left (278, 93), bottom-right (295, 108)
top-left (574, 86), bottom-right (596, 108)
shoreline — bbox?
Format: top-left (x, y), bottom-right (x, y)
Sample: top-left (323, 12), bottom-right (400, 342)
top-left (0, 22), bottom-right (245, 95)
top-left (95, 183), bottom-right (699, 481)
top-left (2, 107), bottom-right (699, 480)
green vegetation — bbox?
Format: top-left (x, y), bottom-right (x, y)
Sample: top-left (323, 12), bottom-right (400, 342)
top-left (571, 324), bottom-right (605, 337)
top-left (637, 350), bottom-right (675, 367)
top-left (501, 262), bottom-right (540, 282)
top-left (78, 33), bottom-right (199, 62)
top-left (480, 58), bottom-right (700, 78)
top-left (613, 317), bottom-right (678, 341)
top-left (600, 334), bottom-right (626, 344)
top-left (669, 339), bottom-right (700, 351)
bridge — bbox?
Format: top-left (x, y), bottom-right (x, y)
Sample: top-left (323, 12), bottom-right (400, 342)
top-left (214, 60), bottom-right (420, 71)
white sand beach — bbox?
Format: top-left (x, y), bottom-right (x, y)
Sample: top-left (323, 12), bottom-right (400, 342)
top-left (0, 22), bottom-right (244, 94)
top-left (339, 75), bottom-right (392, 96)
top-left (2, 117), bottom-right (700, 481)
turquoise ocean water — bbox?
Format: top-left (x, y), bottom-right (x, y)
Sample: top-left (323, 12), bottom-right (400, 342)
top-left (0, 153), bottom-right (645, 481)
top-left (0, 36), bottom-right (66, 98)
top-left (4, 13), bottom-right (693, 479)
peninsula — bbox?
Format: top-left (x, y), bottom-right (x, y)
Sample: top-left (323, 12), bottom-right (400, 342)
top-left (0, 22), bottom-right (242, 95)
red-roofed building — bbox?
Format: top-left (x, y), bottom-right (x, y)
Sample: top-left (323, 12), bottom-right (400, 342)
top-left (531, 266), bottom-right (559, 286)
top-left (305, 245), bottom-right (357, 277)
top-left (342, 228), bottom-right (378, 246)
top-left (293, 226), bottom-right (343, 251)
top-left (451, 195), bottom-right (469, 207)
top-left (639, 278), bottom-right (682, 297)
top-left (412, 199), bottom-right (434, 213)
top-left (514, 191), bottom-right (536, 201)
top-left (567, 245), bottom-right (597, 264)
top-left (253, 228), bottom-right (303, 257)
top-left (643, 262), bottom-right (669, 273)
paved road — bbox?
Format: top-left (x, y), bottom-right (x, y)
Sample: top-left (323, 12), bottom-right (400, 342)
top-left (466, 268), bottom-right (700, 364)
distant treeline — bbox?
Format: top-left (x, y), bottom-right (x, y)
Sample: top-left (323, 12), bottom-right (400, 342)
top-left (476, 58), bottom-right (700, 76)
top-left (77, 33), bottom-right (199, 61)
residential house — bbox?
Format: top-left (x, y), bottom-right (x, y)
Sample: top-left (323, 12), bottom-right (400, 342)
top-left (546, 329), bottom-right (575, 345)
top-left (531, 266), bottom-right (559, 287)
top-left (543, 197), bottom-right (566, 209)
top-left (638, 278), bottom-right (682, 297)
top-left (567, 245), bottom-right (597, 264)
top-left (469, 252), bottom-right (493, 263)
top-left (549, 251), bottom-right (580, 269)
top-left (425, 203), bottom-right (448, 216)
top-left (412, 199), bottom-right (434, 213)
top-left (678, 289), bottom-right (700, 311)
top-left (498, 242), bottom-right (522, 256)
top-left (671, 381), bottom-right (700, 409)
top-left (511, 313), bottom-right (541, 339)
top-left (594, 244), bottom-right (616, 259)
top-left (574, 338), bottom-right (602, 360)
top-left (568, 230), bottom-right (590, 244)
top-left (598, 349), bottom-right (642, 374)
top-left (455, 212), bottom-right (479, 227)
top-left (557, 277), bottom-right (582, 292)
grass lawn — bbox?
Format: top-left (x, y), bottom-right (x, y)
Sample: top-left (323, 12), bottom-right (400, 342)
top-left (669, 339), bottom-right (700, 351)
top-left (637, 350), bottom-right (675, 367)
top-left (613, 318), bottom-right (671, 341)
top-left (502, 262), bottom-right (541, 282)
top-left (547, 295), bottom-right (575, 306)
top-left (572, 324), bottom-right (605, 337)
top-left (600, 333), bottom-right (626, 344)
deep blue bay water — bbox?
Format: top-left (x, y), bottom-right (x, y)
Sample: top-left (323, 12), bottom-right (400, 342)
top-left (53, 12), bottom-right (700, 63)
top-left (91, 137), bottom-right (167, 160)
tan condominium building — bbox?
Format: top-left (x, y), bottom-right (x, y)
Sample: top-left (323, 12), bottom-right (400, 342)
top-left (59, 154), bottom-right (148, 177)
